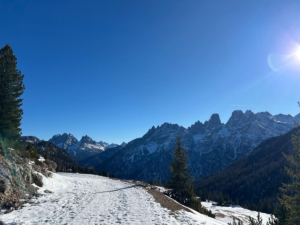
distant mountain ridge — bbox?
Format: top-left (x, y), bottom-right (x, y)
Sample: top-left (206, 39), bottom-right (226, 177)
top-left (86, 110), bottom-right (300, 182)
top-left (48, 133), bottom-right (119, 161)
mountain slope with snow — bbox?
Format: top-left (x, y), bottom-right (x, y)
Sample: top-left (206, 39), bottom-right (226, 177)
top-left (93, 110), bottom-right (300, 182)
top-left (194, 127), bottom-right (299, 213)
top-left (49, 133), bottom-right (118, 162)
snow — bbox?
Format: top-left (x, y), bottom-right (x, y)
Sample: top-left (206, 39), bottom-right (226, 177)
top-left (0, 173), bottom-right (271, 225)
top-left (80, 143), bottom-right (105, 151)
top-left (146, 142), bottom-right (158, 154)
top-left (193, 134), bottom-right (205, 143)
top-left (202, 202), bottom-right (271, 225)
top-left (219, 127), bottom-right (230, 137)
top-left (0, 173), bottom-right (222, 224)
top-left (38, 156), bottom-right (45, 162)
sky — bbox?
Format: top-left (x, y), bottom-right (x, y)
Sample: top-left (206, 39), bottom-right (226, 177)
top-left (1, 0), bottom-right (300, 144)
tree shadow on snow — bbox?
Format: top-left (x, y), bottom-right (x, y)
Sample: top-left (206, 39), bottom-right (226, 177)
top-left (93, 185), bottom-right (139, 194)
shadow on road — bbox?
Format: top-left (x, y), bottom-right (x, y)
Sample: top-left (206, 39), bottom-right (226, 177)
top-left (94, 185), bottom-right (139, 194)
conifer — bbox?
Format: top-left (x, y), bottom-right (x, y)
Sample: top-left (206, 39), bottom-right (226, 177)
top-left (166, 137), bottom-right (195, 205)
top-left (279, 129), bottom-right (300, 224)
top-left (0, 44), bottom-right (25, 140)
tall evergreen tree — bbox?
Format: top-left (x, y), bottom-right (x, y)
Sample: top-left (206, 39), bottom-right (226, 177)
top-left (0, 44), bottom-right (25, 140)
top-left (166, 137), bottom-right (201, 208)
top-left (279, 129), bottom-right (300, 224)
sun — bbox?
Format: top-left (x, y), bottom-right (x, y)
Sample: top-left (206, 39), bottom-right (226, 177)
top-left (295, 48), bottom-right (300, 61)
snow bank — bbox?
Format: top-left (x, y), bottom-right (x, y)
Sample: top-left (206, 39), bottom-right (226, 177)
top-left (202, 202), bottom-right (271, 224)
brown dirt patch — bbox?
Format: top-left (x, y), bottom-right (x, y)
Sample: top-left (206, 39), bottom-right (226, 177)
top-left (115, 179), bottom-right (194, 214)
top-left (145, 188), bottom-right (193, 213)
top-left (215, 212), bottom-right (226, 218)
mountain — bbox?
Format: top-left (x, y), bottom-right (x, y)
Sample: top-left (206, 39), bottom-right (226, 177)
top-left (21, 136), bottom-right (41, 144)
top-left (92, 110), bottom-right (300, 182)
top-left (79, 145), bottom-right (125, 167)
top-left (21, 137), bottom-right (95, 173)
top-left (194, 127), bottom-right (299, 213)
top-left (48, 133), bottom-right (118, 162)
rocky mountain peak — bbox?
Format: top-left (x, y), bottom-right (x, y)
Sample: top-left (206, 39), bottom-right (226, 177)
top-left (49, 133), bottom-right (78, 150)
top-left (295, 113), bottom-right (300, 118)
top-left (188, 121), bottom-right (205, 135)
top-left (255, 111), bottom-right (272, 119)
top-left (121, 142), bottom-right (127, 147)
top-left (245, 110), bottom-right (255, 117)
top-left (205, 113), bottom-right (222, 130)
top-left (226, 110), bottom-right (244, 127)
top-left (79, 135), bottom-right (95, 144)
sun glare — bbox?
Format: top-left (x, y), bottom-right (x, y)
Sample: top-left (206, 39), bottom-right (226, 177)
top-left (295, 48), bottom-right (300, 61)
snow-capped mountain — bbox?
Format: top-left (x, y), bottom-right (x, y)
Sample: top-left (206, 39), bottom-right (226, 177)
top-left (94, 110), bottom-right (300, 182)
top-left (49, 133), bottom-right (118, 162)
top-left (48, 133), bottom-right (78, 150)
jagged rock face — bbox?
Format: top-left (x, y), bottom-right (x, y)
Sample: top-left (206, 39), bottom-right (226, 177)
top-left (95, 111), bottom-right (300, 182)
top-left (48, 134), bottom-right (118, 162)
top-left (49, 133), bottom-right (78, 151)
top-left (0, 146), bottom-right (56, 211)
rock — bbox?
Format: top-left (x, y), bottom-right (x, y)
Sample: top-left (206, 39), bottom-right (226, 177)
top-left (0, 145), bottom-right (57, 210)
top-left (32, 173), bottom-right (43, 187)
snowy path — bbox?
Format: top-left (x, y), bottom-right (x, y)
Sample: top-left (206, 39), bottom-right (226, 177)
top-left (0, 173), bottom-right (225, 225)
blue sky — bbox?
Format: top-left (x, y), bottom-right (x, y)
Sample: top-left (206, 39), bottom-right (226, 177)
top-left (1, 0), bottom-right (300, 144)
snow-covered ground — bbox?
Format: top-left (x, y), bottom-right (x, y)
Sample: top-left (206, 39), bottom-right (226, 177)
top-left (0, 173), bottom-right (270, 225)
top-left (202, 202), bottom-right (271, 224)
top-left (0, 173), bottom-right (224, 224)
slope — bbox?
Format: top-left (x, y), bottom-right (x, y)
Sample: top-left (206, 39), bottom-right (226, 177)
top-left (194, 127), bottom-right (299, 213)
top-left (20, 139), bottom-right (95, 174)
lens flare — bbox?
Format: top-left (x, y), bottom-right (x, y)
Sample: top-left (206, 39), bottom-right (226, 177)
top-left (267, 44), bottom-right (300, 72)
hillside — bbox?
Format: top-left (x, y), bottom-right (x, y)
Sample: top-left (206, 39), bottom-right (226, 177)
top-left (79, 145), bottom-right (125, 167)
top-left (21, 138), bottom-right (95, 174)
top-left (194, 127), bottom-right (299, 213)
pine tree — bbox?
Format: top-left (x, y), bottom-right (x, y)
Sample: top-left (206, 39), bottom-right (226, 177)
top-left (279, 128), bottom-right (300, 224)
top-left (166, 137), bottom-right (195, 205)
top-left (0, 44), bottom-right (25, 140)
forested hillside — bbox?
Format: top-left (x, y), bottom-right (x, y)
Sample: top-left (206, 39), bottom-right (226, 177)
top-left (194, 127), bottom-right (298, 213)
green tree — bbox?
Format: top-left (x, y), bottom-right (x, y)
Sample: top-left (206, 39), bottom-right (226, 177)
top-left (279, 129), bottom-right (300, 224)
top-left (0, 44), bottom-right (25, 140)
top-left (166, 137), bottom-right (214, 218)
top-left (166, 137), bottom-right (195, 205)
